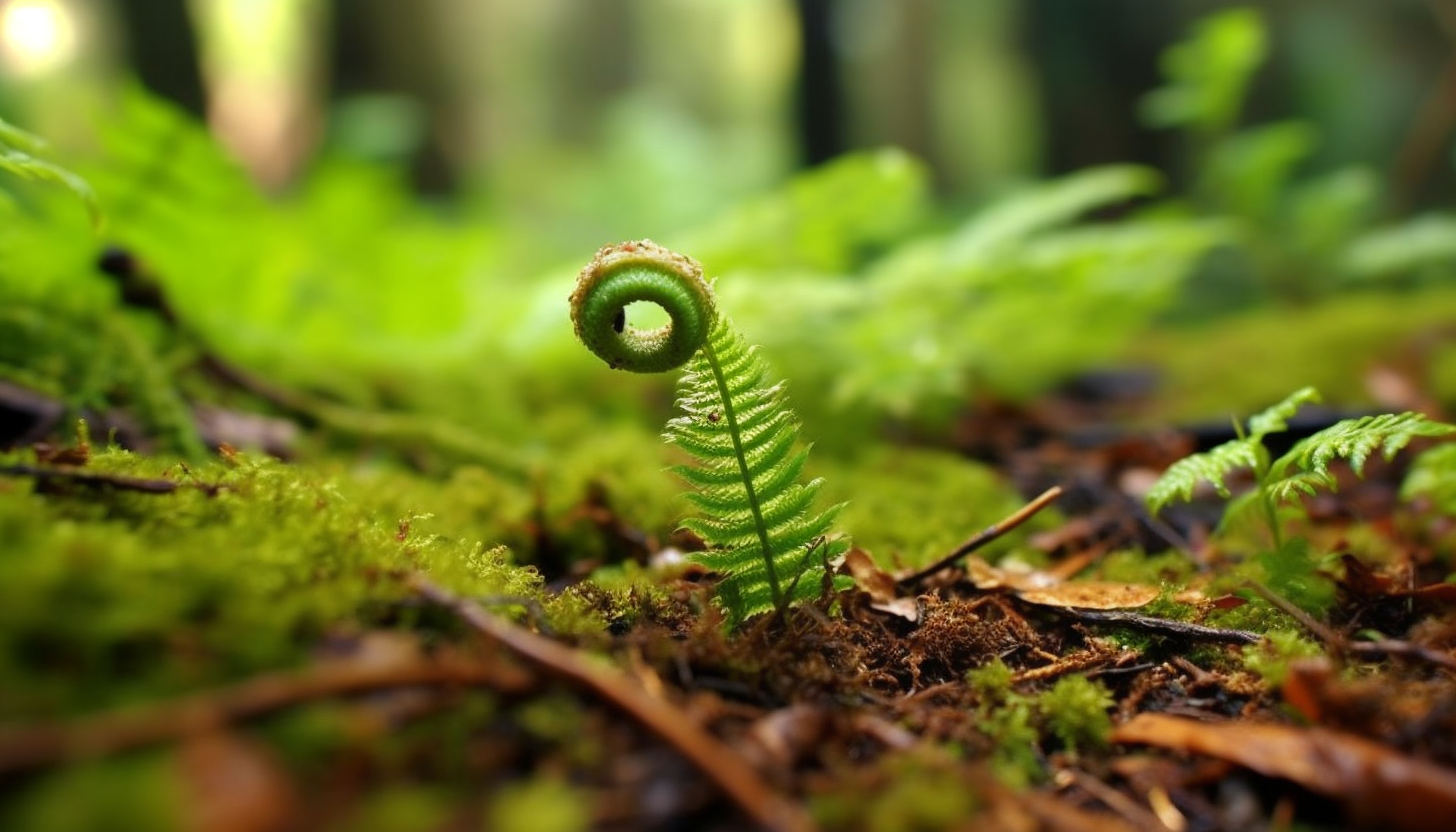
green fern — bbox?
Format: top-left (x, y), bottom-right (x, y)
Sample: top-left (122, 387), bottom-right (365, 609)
top-left (571, 241), bottom-right (852, 625)
top-left (1147, 386), bottom-right (1455, 545)
top-left (1146, 386), bottom-right (1317, 511)
top-left (1266, 412), bottom-right (1456, 501)
top-left (0, 116), bottom-right (101, 228)
top-left (666, 318), bottom-right (850, 623)
top-left (1401, 443), bottom-right (1456, 514)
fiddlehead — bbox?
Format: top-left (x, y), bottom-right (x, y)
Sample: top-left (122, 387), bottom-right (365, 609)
top-left (569, 240), bottom-right (717, 373)
top-left (570, 241), bottom-right (851, 626)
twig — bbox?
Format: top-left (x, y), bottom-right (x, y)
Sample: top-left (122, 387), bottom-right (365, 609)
top-left (1245, 580), bottom-right (1343, 646)
top-left (0, 652), bottom-right (530, 775)
top-left (409, 575), bottom-right (817, 832)
top-left (1247, 581), bottom-right (1456, 671)
top-left (0, 464), bottom-right (216, 496)
top-left (900, 486), bottom-right (1064, 586)
top-left (1045, 607), bottom-right (1263, 645)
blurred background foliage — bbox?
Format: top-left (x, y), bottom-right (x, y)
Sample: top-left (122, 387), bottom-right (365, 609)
top-left (3, 0), bottom-right (1456, 463)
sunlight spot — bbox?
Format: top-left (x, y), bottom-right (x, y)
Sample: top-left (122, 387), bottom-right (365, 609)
top-left (0, 0), bottom-right (76, 77)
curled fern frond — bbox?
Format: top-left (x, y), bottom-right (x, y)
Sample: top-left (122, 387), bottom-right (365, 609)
top-left (571, 241), bottom-right (851, 625)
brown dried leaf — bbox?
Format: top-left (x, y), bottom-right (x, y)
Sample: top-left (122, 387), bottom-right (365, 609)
top-left (844, 548), bottom-right (897, 603)
top-left (1112, 713), bottom-right (1456, 832)
top-left (1016, 582), bottom-right (1160, 610)
top-left (964, 557), bottom-right (1159, 610)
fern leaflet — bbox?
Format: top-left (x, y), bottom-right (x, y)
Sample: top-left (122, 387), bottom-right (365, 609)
top-left (665, 318), bottom-right (850, 623)
top-left (1147, 387), bottom-right (1456, 543)
top-left (1265, 412), bottom-right (1456, 501)
top-left (1145, 387), bottom-right (1319, 513)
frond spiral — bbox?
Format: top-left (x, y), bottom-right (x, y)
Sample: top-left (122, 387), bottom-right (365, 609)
top-left (570, 241), bottom-right (850, 626)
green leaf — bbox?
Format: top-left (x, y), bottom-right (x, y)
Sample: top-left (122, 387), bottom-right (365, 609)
top-left (0, 116), bottom-right (103, 230)
top-left (1146, 436), bottom-right (1261, 514)
top-left (1140, 6), bottom-right (1267, 135)
top-left (1146, 387), bottom-right (1321, 514)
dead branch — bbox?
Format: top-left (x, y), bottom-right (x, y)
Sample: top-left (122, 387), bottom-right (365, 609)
top-left (409, 574), bottom-right (818, 832)
top-left (0, 651), bottom-right (530, 775)
top-left (900, 486), bottom-right (1064, 586)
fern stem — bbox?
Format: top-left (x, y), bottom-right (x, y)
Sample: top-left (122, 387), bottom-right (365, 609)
top-left (700, 337), bottom-right (785, 615)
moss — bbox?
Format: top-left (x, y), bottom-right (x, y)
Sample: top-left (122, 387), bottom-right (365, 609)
top-left (1094, 549), bottom-right (1197, 587)
top-left (1039, 676), bottom-right (1115, 755)
top-left (810, 748), bottom-right (979, 832)
top-left (0, 443), bottom-right (596, 720)
top-left (513, 693), bottom-right (601, 768)
top-left (821, 447), bottom-right (1048, 570)
top-left (1241, 629), bottom-right (1325, 687)
top-left (485, 778), bottom-right (591, 832)
top-left (0, 754), bottom-right (184, 832)
top-left (965, 659), bottom-right (1042, 788)
top-left (1125, 286), bottom-right (1456, 423)
top-left (328, 786), bottom-right (454, 832)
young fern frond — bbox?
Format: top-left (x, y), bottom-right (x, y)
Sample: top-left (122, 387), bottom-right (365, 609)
top-left (1266, 412), bottom-right (1456, 501)
top-left (0, 116), bottom-right (102, 228)
top-left (1147, 386), bottom-right (1455, 540)
top-left (1145, 386), bottom-right (1319, 514)
top-left (570, 241), bottom-right (851, 626)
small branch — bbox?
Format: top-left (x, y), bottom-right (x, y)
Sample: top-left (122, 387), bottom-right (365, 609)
top-left (409, 575), bottom-right (817, 832)
top-left (1046, 607), bottom-right (1263, 645)
top-left (0, 464), bottom-right (216, 496)
top-left (1245, 580), bottom-right (1343, 646)
top-left (1247, 580), bottom-right (1456, 671)
top-left (900, 486), bottom-right (1063, 586)
top-left (0, 652), bottom-right (529, 775)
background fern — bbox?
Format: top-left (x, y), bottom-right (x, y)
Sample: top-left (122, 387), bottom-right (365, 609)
top-left (1147, 387), bottom-right (1454, 525)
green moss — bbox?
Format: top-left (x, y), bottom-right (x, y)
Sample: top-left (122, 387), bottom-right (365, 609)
top-left (328, 786), bottom-right (454, 832)
top-left (485, 778), bottom-right (591, 832)
top-left (1094, 549), bottom-right (1196, 587)
top-left (1125, 287), bottom-right (1456, 423)
top-left (1039, 676), bottom-right (1115, 755)
top-left (965, 659), bottom-right (1041, 788)
top-left (0, 754), bottom-right (184, 832)
top-left (0, 443), bottom-right (596, 720)
top-left (810, 748), bottom-right (979, 832)
top-left (1241, 629), bottom-right (1325, 687)
top-left (822, 447), bottom-right (1047, 570)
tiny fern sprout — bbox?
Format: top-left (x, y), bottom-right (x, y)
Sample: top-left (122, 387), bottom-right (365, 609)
top-left (1146, 387), bottom-right (1456, 545)
top-left (570, 240), bottom-right (852, 626)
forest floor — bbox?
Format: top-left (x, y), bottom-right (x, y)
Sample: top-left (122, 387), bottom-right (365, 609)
top-left (2, 334), bottom-right (1456, 832)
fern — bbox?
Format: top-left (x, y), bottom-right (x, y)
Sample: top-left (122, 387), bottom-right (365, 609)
top-left (1266, 412), bottom-right (1456, 501)
top-left (0, 115), bottom-right (101, 228)
top-left (571, 241), bottom-right (851, 625)
top-left (1145, 386), bottom-right (1317, 511)
top-left (1147, 386), bottom-right (1455, 545)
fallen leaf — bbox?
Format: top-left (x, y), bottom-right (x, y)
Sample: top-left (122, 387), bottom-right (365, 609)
top-left (965, 556), bottom-right (1160, 610)
top-left (1112, 712), bottom-right (1456, 832)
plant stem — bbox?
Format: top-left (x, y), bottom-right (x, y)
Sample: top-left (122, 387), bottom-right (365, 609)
top-left (701, 337), bottom-right (784, 615)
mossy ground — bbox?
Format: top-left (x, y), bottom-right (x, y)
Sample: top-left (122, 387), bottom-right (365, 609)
top-left (4, 285), bottom-right (1456, 831)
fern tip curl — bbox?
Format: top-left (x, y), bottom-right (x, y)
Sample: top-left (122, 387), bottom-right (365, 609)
top-left (570, 240), bottom-right (717, 373)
